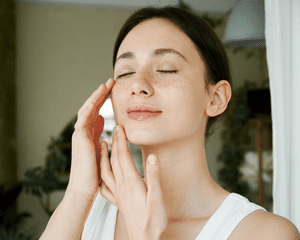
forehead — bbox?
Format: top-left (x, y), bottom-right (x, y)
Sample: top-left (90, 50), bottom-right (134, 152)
top-left (116, 18), bottom-right (201, 62)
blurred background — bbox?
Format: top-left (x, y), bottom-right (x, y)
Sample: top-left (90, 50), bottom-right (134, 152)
top-left (0, 0), bottom-right (271, 238)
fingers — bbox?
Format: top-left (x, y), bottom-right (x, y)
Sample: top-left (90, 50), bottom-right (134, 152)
top-left (110, 126), bottom-right (124, 182)
top-left (93, 78), bottom-right (115, 116)
top-left (99, 180), bottom-right (118, 207)
top-left (116, 125), bottom-right (140, 181)
top-left (80, 78), bottom-right (114, 114)
top-left (75, 78), bottom-right (115, 131)
top-left (100, 141), bottom-right (116, 193)
top-left (75, 101), bottom-right (96, 132)
top-left (145, 155), bottom-right (164, 202)
top-left (100, 141), bottom-right (118, 207)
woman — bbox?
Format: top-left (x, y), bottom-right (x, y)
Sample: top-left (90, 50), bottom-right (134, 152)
top-left (40, 7), bottom-right (299, 240)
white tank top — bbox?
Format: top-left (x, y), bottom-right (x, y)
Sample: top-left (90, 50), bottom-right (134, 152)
top-left (81, 192), bottom-right (266, 240)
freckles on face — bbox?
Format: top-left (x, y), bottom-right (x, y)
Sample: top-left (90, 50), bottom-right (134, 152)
top-left (111, 18), bottom-right (209, 143)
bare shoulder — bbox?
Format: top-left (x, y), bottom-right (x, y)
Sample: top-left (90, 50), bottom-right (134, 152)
top-left (230, 210), bottom-right (300, 240)
top-left (253, 211), bottom-right (300, 239)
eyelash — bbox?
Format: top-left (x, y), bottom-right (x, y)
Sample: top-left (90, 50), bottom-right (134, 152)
top-left (117, 72), bottom-right (135, 79)
top-left (117, 70), bottom-right (178, 79)
top-left (157, 70), bottom-right (178, 74)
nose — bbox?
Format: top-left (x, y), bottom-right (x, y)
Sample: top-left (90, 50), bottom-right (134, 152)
top-left (131, 71), bottom-right (154, 97)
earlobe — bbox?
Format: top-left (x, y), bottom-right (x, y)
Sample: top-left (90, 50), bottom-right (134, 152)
top-left (205, 80), bottom-right (232, 117)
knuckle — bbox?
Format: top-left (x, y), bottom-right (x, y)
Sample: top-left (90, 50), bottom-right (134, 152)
top-left (146, 171), bottom-right (157, 180)
top-left (128, 174), bottom-right (139, 184)
top-left (100, 168), bottom-right (108, 180)
top-left (99, 183), bottom-right (107, 195)
top-left (74, 119), bottom-right (87, 132)
top-left (74, 121), bottom-right (79, 130)
top-left (73, 128), bottom-right (88, 140)
top-left (74, 122), bottom-right (82, 131)
top-left (100, 183), bottom-right (110, 196)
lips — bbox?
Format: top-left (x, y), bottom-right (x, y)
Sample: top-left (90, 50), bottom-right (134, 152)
top-left (127, 106), bottom-right (161, 113)
top-left (127, 106), bottom-right (162, 120)
top-left (128, 111), bottom-right (161, 120)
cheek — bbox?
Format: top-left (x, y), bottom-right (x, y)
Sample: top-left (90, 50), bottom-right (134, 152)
top-left (170, 70), bottom-right (200, 93)
top-left (163, 79), bottom-right (200, 123)
top-left (168, 76), bottom-right (199, 101)
top-left (111, 82), bottom-right (126, 100)
top-left (171, 77), bottom-right (207, 118)
top-left (110, 83), bottom-right (126, 119)
top-left (169, 79), bottom-right (190, 93)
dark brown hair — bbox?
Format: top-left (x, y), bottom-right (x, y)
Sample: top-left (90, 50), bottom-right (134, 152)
top-left (113, 7), bottom-right (232, 139)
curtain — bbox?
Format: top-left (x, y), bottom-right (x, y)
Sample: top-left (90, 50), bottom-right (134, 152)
top-left (264, 0), bottom-right (300, 229)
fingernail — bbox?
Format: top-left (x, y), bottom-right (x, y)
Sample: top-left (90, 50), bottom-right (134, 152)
top-left (148, 155), bottom-right (157, 165)
top-left (101, 142), bottom-right (105, 149)
top-left (106, 78), bottom-right (114, 84)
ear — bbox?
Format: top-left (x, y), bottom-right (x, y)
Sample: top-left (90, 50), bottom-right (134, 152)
top-left (205, 80), bottom-right (232, 117)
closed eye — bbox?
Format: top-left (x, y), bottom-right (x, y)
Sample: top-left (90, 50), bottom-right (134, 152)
top-left (157, 70), bottom-right (178, 74)
top-left (117, 72), bottom-right (135, 79)
top-left (117, 70), bottom-right (177, 79)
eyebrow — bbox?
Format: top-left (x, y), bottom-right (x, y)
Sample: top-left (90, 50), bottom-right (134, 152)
top-left (116, 52), bottom-right (134, 63)
top-left (153, 48), bottom-right (188, 62)
top-left (115, 48), bottom-right (188, 65)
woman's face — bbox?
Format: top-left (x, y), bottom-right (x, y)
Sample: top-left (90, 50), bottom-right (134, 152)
top-left (111, 18), bottom-right (210, 146)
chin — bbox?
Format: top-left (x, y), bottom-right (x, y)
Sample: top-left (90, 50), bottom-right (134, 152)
top-left (125, 130), bottom-right (162, 146)
top-left (127, 133), bottom-right (154, 146)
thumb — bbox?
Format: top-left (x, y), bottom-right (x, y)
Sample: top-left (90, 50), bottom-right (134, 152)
top-left (146, 154), bottom-right (163, 200)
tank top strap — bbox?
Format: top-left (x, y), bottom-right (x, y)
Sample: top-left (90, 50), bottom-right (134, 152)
top-left (196, 193), bottom-right (266, 240)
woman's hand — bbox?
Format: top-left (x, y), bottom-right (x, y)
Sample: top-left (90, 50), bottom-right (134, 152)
top-left (65, 78), bottom-right (115, 203)
top-left (100, 125), bottom-right (168, 239)
top-left (40, 78), bottom-right (116, 240)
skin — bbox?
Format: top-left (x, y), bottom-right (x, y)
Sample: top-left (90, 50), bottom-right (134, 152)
top-left (110, 18), bottom-right (231, 224)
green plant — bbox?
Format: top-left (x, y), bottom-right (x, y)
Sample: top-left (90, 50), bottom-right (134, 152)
top-left (21, 166), bottom-right (67, 216)
top-left (45, 116), bottom-right (77, 174)
top-left (21, 117), bottom-right (76, 216)
top-left (217, 80), bottom-right (255, 197)
top-left (217, 80), bottom-right (270, 198)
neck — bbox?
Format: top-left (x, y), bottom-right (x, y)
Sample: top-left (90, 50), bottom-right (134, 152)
top-left (141, 132), bottom-right (228, 221)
